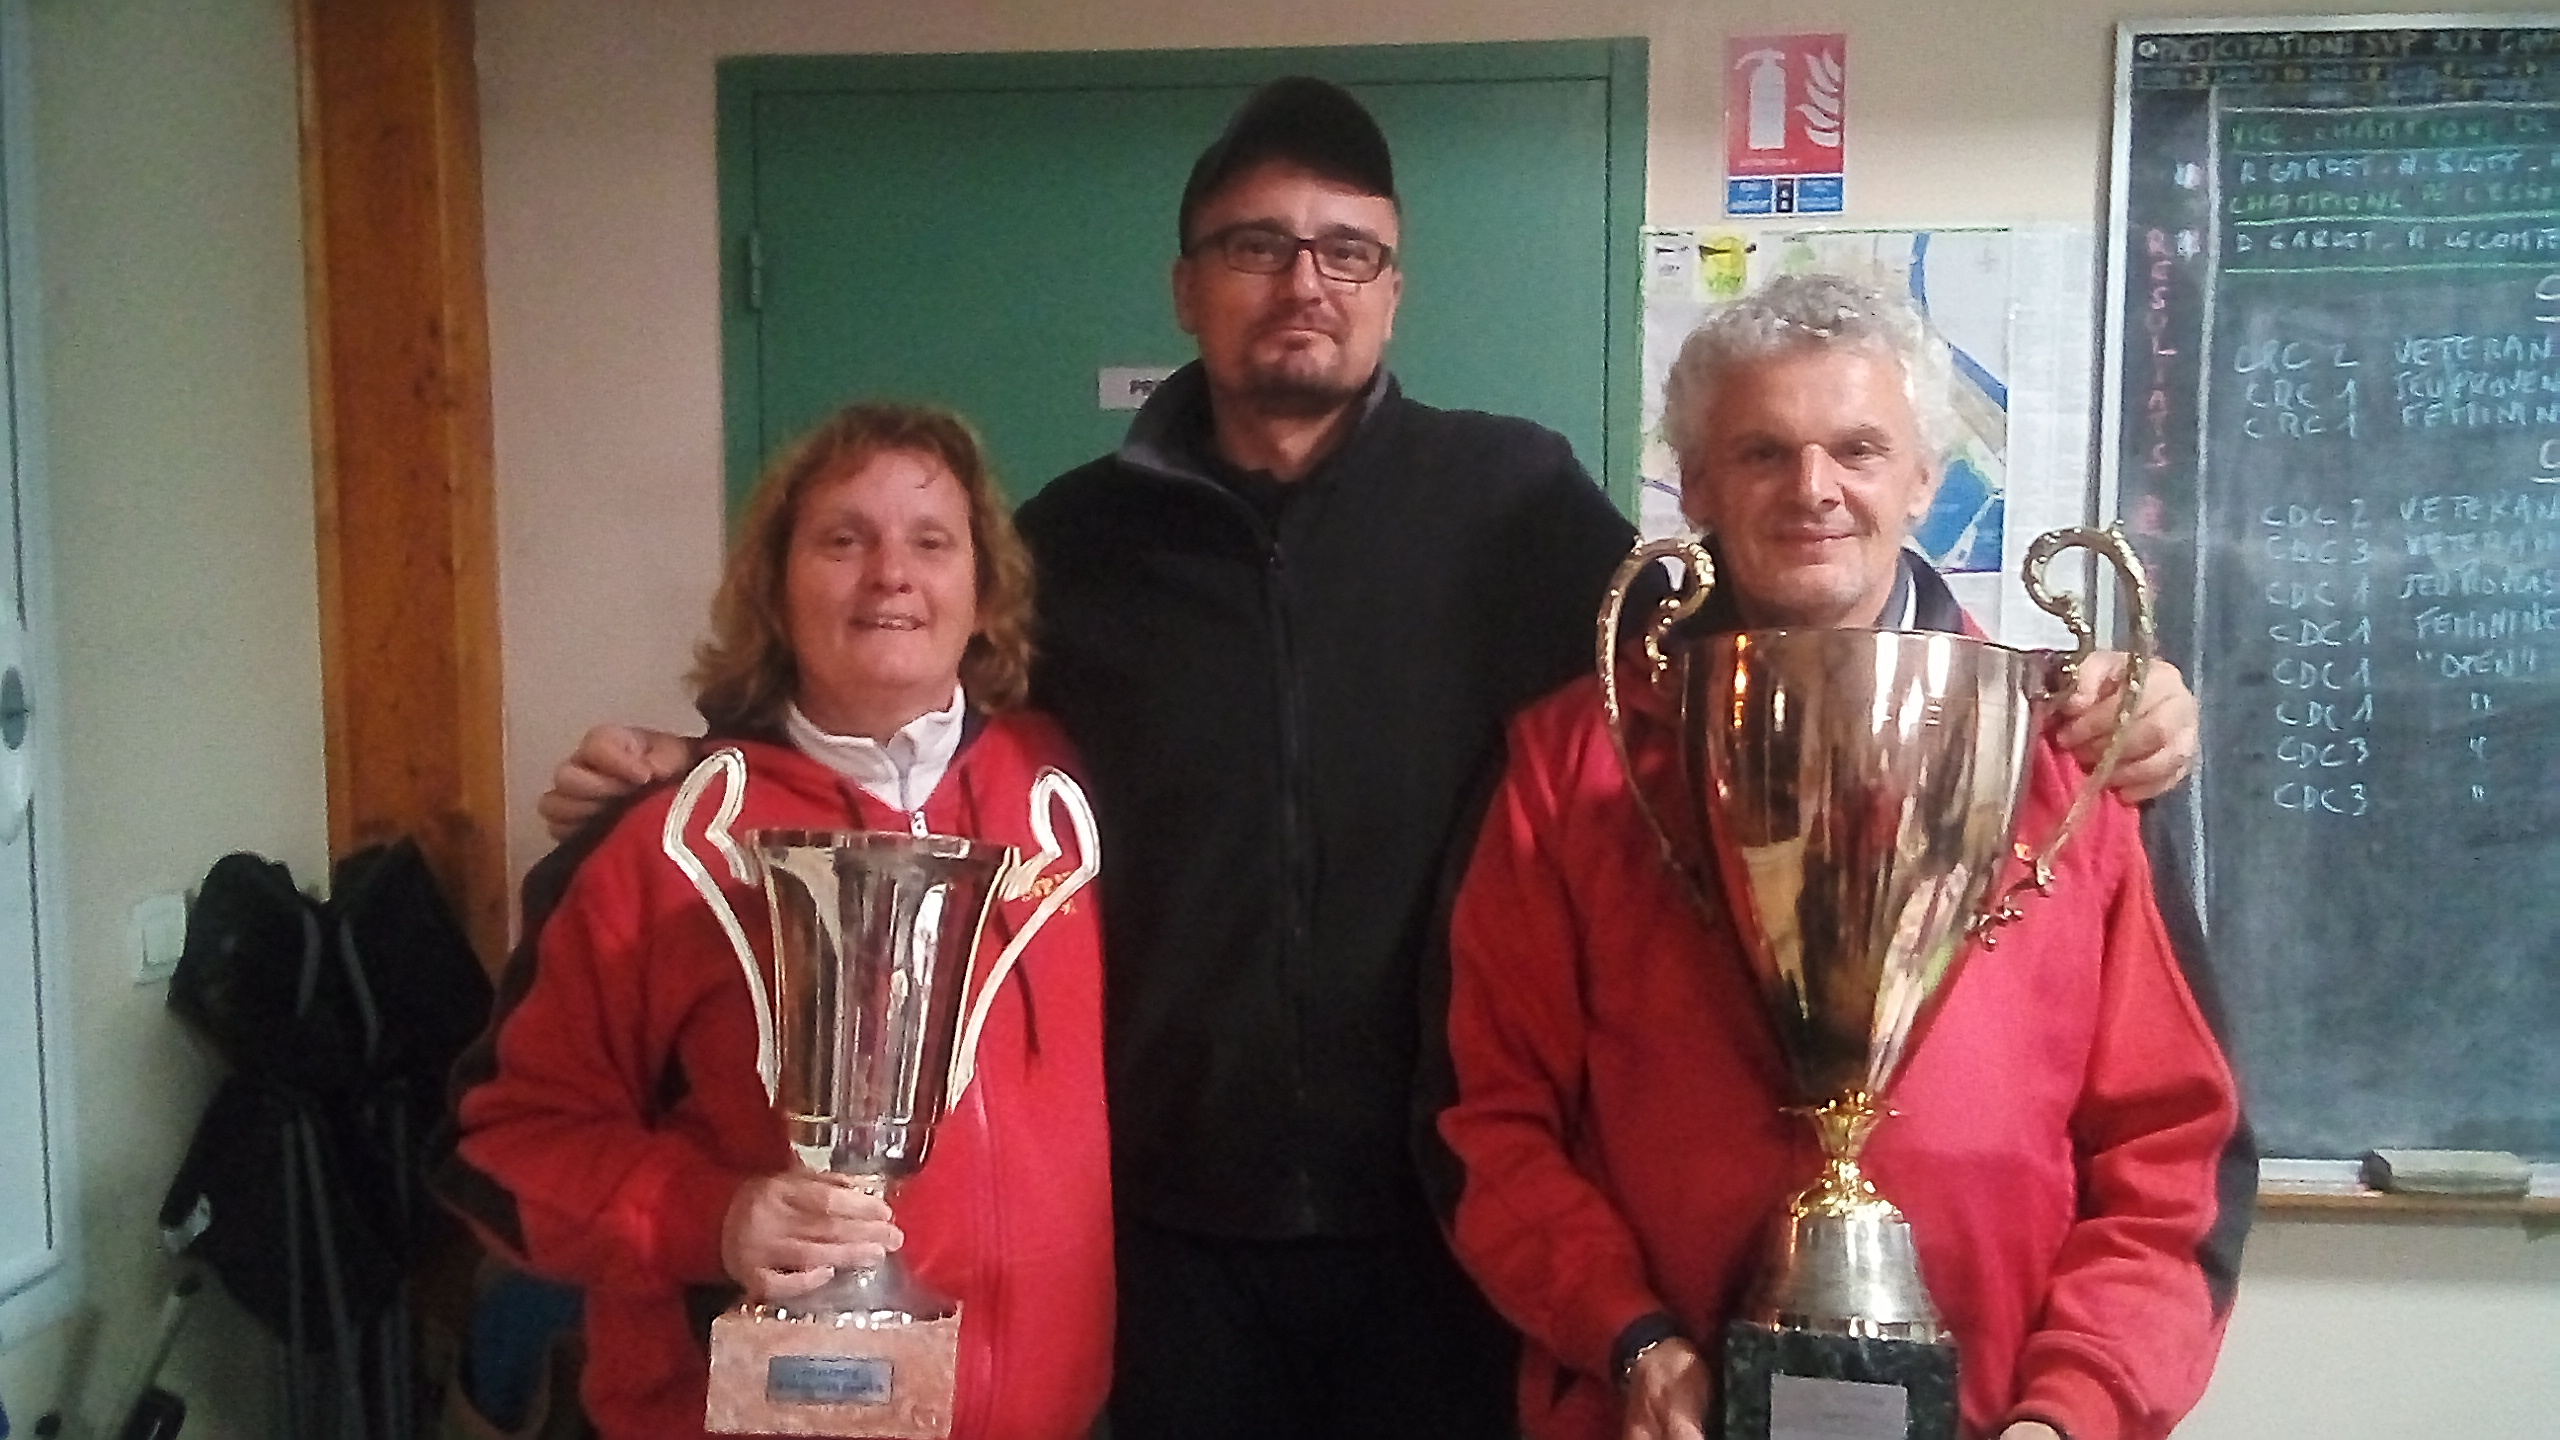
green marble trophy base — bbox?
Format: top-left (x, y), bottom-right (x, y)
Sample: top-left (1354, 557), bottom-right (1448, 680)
top-left (1720, 1319), bottom-right (1958, 1440)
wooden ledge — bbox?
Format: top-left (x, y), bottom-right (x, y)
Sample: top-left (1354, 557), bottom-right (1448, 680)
top-left (2257, 1186), bottom-right (2560, 1221)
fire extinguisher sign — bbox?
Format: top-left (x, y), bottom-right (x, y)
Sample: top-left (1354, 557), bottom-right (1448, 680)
top-left (1724, 34), bottom-right (1846, 216)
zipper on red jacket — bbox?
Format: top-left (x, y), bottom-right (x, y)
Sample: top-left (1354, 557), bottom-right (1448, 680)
top-left (955, 1067), bottom-right (999, 1438)
top-left (942, 745), bottom-right (1000, 1440)
top-left (936, 752), bottom-right (995, 1440)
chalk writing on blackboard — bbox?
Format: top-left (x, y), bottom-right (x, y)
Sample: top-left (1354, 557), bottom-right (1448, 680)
top-left (2110, 24), bottom-right (2560, 1161)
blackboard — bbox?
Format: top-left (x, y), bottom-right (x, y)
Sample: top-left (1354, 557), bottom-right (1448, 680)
top-left (2107, 20), bottom-right (2560, 1164)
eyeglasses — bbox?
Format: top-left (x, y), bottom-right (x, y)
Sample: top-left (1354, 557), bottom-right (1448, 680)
top-left (1187, 223), bottom-right (1396, 284)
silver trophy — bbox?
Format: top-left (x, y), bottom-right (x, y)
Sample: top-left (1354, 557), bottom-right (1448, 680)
top-left (1597, 527), bottom-right (2152, 1439)
top-left (663, 751), bottom-right (1098, 1438)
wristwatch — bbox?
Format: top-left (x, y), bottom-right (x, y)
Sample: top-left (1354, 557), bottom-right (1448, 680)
top-left (1610, 1310), bottom-right (1684, 1393)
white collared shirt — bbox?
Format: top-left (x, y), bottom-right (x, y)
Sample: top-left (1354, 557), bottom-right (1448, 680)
top-left (784, 685), bottom-right (967, 815)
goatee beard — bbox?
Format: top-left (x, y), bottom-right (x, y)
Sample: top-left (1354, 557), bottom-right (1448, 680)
top-left (1239, 365), bottom-right (1369, 419)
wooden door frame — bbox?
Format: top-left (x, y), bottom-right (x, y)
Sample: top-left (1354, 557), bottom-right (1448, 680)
top-left (716, 39), bottom-right (1650, 511)
top-left (296, 0), bottom-right (505, 967)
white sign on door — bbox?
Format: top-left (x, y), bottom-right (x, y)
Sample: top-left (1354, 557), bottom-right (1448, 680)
top-left (1098, 366), bottom-right (1178, 411)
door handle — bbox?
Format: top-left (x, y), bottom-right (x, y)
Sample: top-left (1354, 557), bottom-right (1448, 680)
top-left (0, 626), bottom-right (31, 842)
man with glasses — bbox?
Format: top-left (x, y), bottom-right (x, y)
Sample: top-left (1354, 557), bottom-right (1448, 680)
top-left (1009, 76), bottom-right (1635, 1439)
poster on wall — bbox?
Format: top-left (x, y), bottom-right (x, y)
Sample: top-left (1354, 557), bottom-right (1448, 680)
top-left (1639, 225), bottom-right (2097, 646)
top-left (1725, 34), bottom-right (1847, 216)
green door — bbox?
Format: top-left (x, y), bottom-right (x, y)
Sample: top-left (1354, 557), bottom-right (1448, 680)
top-left (719, 42), bottom-right (1646, 510)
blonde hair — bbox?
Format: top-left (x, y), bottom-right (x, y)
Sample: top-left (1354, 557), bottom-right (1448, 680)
top-left (690, 402), bottom-right (1034, 734)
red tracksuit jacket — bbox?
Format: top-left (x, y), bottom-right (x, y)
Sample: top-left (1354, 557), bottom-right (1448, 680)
top-left (444, 718), bottom-right (1111, 1440)
top-left (1439, 663), bottom-right (2242, 1440)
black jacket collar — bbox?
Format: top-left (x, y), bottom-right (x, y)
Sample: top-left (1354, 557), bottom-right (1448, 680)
top-left (1115, 359), bottom-right (1395, 488)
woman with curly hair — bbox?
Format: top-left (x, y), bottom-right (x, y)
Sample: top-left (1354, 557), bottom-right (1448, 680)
top-left (441, 402), bottom-right (1110, 1440)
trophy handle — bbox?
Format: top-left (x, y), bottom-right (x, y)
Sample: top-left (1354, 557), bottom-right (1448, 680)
top-left (1975, 524), bottom-right (2158, 935)
top-left (1597, 536), bottom-right (1722, 925)
top-left (661, 748), bottom-right (782, 1102)
top-left (949, 767), bottom-right (1101, 1103)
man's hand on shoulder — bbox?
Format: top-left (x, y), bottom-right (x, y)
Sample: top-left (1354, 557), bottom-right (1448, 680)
top-left (1620, 1337), bottom-right (1710, 1440)
top-left (538, 724), bottom-right (697, 840)
top-left (2049, 653), bottom-right (2198, 805)
top-left (1997, 1423), bottom-right (2064, 1440)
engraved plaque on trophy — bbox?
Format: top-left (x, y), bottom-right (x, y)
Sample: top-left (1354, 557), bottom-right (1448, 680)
top-left (663, 754), bottom-right (1097, 1437)
top-left (1596, 527), bottom-right (2154, 1440)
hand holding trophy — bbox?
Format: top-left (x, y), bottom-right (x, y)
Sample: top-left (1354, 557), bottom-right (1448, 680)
top-left (1597, 524), bottom-right (2154, 1440)
top-left (679, 755), bottom-right (1098, 1437)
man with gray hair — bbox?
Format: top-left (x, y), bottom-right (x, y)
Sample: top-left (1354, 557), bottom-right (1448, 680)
top-left (1432, 273), bottom-right (2253, 1440)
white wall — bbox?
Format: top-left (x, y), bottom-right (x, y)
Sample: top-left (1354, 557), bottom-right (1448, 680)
top-left (2189, 1216), bottom-right (2560, 1435)
top-left (0, 0), bottom-right (318, 1433)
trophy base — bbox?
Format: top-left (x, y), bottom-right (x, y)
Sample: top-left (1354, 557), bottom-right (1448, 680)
top-left (1720, 1319), bottom-right (1958, 1440)
top-left (705, 1305), bottom-right (961, 1437)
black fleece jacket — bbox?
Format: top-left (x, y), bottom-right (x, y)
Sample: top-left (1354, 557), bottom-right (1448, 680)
top-left (1016, 362), bottom-right (1635, 1238)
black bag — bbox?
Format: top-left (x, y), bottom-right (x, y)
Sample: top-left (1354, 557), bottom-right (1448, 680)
top-left (159, 838), bottom-right (493, 1438)
top-left (166, 852), bottom-right (367, 1096)
top-left (328, 842), bottom-right (495, 1098)
top-left (158, 1075), bottom-right (407, 1347)
top-left (168, 841), bottom-right (491, 1102)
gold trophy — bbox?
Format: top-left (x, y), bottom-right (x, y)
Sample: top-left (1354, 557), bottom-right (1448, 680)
top-left (1597, 528), bottom-right (2153, 1440)
top-left (661, 751), bottom-right (1098, 1437)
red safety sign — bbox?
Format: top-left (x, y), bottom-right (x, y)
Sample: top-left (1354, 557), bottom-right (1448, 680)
top-left (1725, 34), bottom-right (1847, 215)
